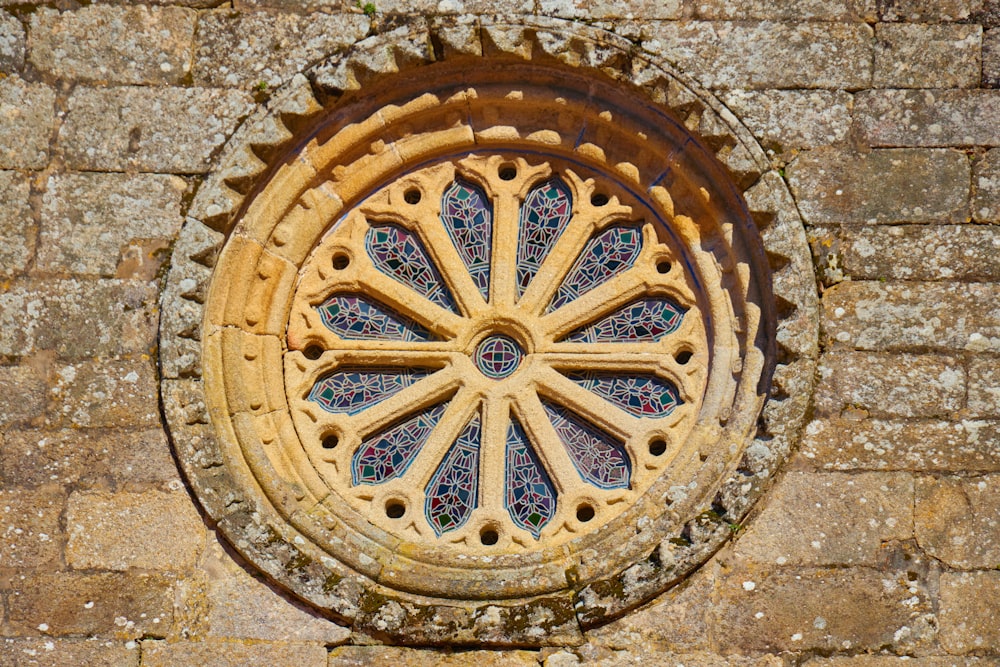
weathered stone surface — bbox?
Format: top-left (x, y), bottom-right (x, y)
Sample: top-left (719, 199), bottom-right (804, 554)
top-left (0, 76), bottom-right (53, 169)
top-left (874, 23), bottom-right (981, 89)
top-left (822, 282), bottom-right (1000, 353)
top-left (970, 362), bottom-right (1000, 423)
top-left (915, 474), bottom-right (1000, 569)
top-left (787, 148), bottom-right (970, 224)
top-left (200, 537), bottom-right (350, 643)
top-left (38, 173), bottom-right (186, 277)
top-left (540, 0), bottom-right (681, 19)
top-left (328, 647), bottom-right (540, 666)
top-left (879, 0), bottom-right (980, 20)
top-left (720, 90), bottom-right (852, 151)
top-left (5, 572), bottom-right (174, 638)
top-left (856, 90), bottom-right (1000, 147)
top-left (0, 279), bottom-right (158, 358)
top-left (60, 87), bottom-right (254, 173)
top-left (975, 147), bottom-right (1000, 222)
top-left (47, 358), bottom-right (159, 429)
top-left (0, 639), bottom-right (138, 667)
top-left (986, 28), bottom-right (1000, 88)
top-left (734, 472), bottom-right (912, 566)
top-left (689, 0), bottom-right (875, 20)
top-left (807, 657), bottom-right (993, 667)
top-left (0, 11), bottom-right (24, 72)
top-left (28, 6), bottom-right (195, 85)
top-left (0, 364), bottom-right (46, 427)
top-left (0, 487), bottom-right (62, 568)
top-left (715, 563), bottom-right (935, 652)
top-left (815, 353), bottom-right (964, 419)
top-left (585, 566), bottom-right (713, 653)
top-left (0, 171), bottom-right (31, 277)
top-left (796, 418), bottom-right (1000, 473)
top-left (940, 571), bottom-right (1000, 653)
top-left (642, 22), bottom-right (873, 90)
top-left (0, 428), bottom-right (178, 488)
top-left (810, 225), bottom-right (1000, 283)
top-left (141, 640), bottom-right (327, 667)
top-left (65, 490), bottom-right (204, 570)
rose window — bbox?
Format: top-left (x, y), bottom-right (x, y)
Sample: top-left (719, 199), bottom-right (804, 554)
top-left (286, 155), bottom-right (706, 549)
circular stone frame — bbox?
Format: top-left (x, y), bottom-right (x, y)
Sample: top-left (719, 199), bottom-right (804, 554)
top-left (160, 17), bottom-right (819, 646)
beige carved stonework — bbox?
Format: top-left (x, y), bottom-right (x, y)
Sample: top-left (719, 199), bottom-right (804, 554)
top-left (160, 17), bottom-right (819, 646)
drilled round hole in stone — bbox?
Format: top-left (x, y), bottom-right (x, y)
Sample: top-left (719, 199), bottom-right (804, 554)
top-left (332, 252), bottom-right (350, 270)
top-left (649, 437), bottom-right (668, 456)
top-left (576, 504), bottom-right (595, 522)
top-left (322, 433), bottom-right (339, 449)
top-left (498, 164), bottom-right (517, 181)
top-left (385, 500), bottom-right (406, 519)
top-left (591, 193), bottom-right (609, 206)
top-left (303, 345), bottom-right (323, 360)
top-left (656, 260), bottom-right (672, 274)
top-left (675, 350), bottom-right (693, 365)
top-left (404, 188), bottom-right (422, 204)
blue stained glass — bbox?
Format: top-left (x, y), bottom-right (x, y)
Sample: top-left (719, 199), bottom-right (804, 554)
top-left (353, 402), bottom-right (448, 485)
top-left (504, 417), bottom-right (556, 538)
top-left (548, 226), bottom-right (643, 312)
top-left (308, 368), bottom-right (431, 415)
top-left (441, 180), bottom-right (492, 301)
top-left (366, 224), bottom-right (458, 313)
top-left (425, 412), bottom-right (481, 535)
top-left (566, 372), bottom-right (680, 418)
top-left (317, 294), bottom-right (435, 341)
top-left (562, 298), bottom-right (684, 343)
top-left (516, 179), bottom-right (572, 299)
top-left (541, 400), bottom-right (630, 490)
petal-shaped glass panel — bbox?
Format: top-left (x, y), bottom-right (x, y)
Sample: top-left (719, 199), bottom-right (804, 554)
top-left (425, 411), bottom-right (481, 535)
top-left (504, 416), bottom-right (556, 538)
top-left (548, 225), bottom-right (642, 312)
top-left (353, 402), bottom-right (449, 485)
top-left (542, 400), bottom-right (630, 490)
top-left (308, 368), bottom-right (432, 415)
top-left (317, 294), bottom-right (435, 341)
top-left (366, 224), bottom-right (458, 313)
top-left (516, 179), bottom-right (572, 298)
top-left (562, 298), bottom-right (684, 343)
top-left (441, 180), bottom-right (493, 301)
top-left (566, 372), bottom-right (680, 418)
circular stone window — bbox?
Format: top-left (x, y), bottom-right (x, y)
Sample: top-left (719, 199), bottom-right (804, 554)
top-left (161, 19), bottom-right (818, 647)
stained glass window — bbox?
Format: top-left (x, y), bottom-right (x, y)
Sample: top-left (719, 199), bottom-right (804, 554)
top-left (516, 179), bottom-right (572, 298)
top-left (504, 417), bottom-right (557, 538)
top-left (308, 368), bottom-right (432, 415)
top-left (542, 400), bottom-right (630, 490)
top-left (562, 299), bottom-right (684, 343)
top-left (317, 294), bottom-right (435, 341)
top-left (441, 180), bottom-right (493, 302)
top-left (353, 403), bottom-right (449, 484)
top-left (366, 224), bottom-right (458, 313)
top-left (425, 412), bottom-right (481, 535)
top-left (548, 226), bottom-right (643, 312)
top-left (566, 372), bottom-right (680, 418)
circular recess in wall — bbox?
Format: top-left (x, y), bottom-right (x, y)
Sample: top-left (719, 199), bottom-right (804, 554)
top-left (160, 18), bottom-right (818, 646)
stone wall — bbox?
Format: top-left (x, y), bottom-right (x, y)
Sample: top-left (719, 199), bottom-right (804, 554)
top-left (0, 1), bottom-right (998, 665)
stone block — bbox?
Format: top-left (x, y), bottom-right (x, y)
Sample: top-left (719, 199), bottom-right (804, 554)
top-left (0, 364), bottom-right (46, 427)
top-left (0, 428), bottom-right (178, 489)
top-left (328, 646), bottom-right (541, 666)
top-left (940, 571), bottom-right (1000, 653)
top-left (814, 353), bottom-right (964, 419)
top-left (5, 572), bottom-right (173, 638)
top-left (66, 490), bottom-right (203, 571)
top-left (986, 28), bottom-right (999, 88)
top-left (874, 23), bottom-right (981, 89)
top-left (60, 87), bottom-right (254, 173)
top-left (975, 147), bottom-right (1000, 222)
top-left (539, 0), bottom-right (682, 19)
top-left (879, 0), bottom-right (979, 20)
top-left (0, 11), bottom-right (23, 72)
top-left (47, 358), bottom-right (159, 429)
top-left (28, 6), bottom-right (195, 85)
top-left (915, 474), bottom-right (1000, 569)
top-left (720, 90), bottom-right (852, 151)
top-left (822, 282), bottom-right (1000, 353)
top-left (0, 171), bottom-right (32, 277)
top-left (0, 487), bottom-right (63, 568)
top-left (714, 563), bottom-right (935, 652)
top-left (689, 0), bottom-right (875, 20)
top-left (855, 90), bottom-right (1000, 147)
top-left (37, 172), bottom-right (186, 277)
top-left (734, 472), bottom-right (912, 566)
top-left (807, 657), bottom-right (993, 667)
top-left (796, 418), bottom-right (1000, 473)
top-left (0, 279), bottom-right (158, 359)
top-left (0, 76), bottom-right (54, 169)
top-left (140, 640), bottom-right (327, 667)
top-left (193, 10), bottom-right (369, 89)
top-left (787, 148), bottom-right (969, 224)
top-left (642, 22), bottom-right (872, 90)
top-left (970, 358), bottom-right (1000, 416)
top-left (810, 225), bottom-right (1000, 283)
top-left (200, 536), bottom-right (350, 642)
top-left (0, 639), bottom-right (138, 667)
